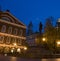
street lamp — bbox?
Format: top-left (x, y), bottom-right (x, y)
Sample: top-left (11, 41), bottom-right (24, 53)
top-left (11, 49), bottom-right (14, 53)
top-left (42, 37), bottom-right (46, 42)
top-left (17, 48), bottom-right (21, 53)
top-left (24, 47), bottom-right (27, 50)
top-left (56, 41), bottom-right (60, 47)
top-left (13, 43), bottom-right (17, 46)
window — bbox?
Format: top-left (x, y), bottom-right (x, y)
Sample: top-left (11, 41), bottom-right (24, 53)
top-left (1, 25), bottom-right (6, 32)
top-left (19, 29), bottom-right (23, 36)
top-left (17, 39), bottom-right (22, 45)
top-left (6, 37), bottom-right (11, 44)
top-left (14, 28), bottom-right (18, 35)
top-left (8, 27), bottom-right (12, 34)
top-left (12, 38), bottom-right (16, 44)
top-left (0, 36), bottom-right (4, 43)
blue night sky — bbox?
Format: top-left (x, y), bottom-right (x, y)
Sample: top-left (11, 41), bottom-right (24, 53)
top-left (0, 0), bottom-right (60, 32)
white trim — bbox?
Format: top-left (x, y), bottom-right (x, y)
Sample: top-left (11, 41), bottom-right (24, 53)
top-left (0, 19), bottom-right (26, 29)
top-left (0, 32), bottom-right (26, 40)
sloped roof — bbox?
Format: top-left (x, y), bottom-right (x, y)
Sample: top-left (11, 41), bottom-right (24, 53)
top-left (0, 11), bottom-right (26, 27)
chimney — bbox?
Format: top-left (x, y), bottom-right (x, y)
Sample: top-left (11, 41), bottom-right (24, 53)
top-left (6, 9), bottom-right (10, 12)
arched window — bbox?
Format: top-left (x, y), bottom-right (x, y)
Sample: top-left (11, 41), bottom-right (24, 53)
top-left (6, 37), bottom-right (11, 44)
top-left (1, 25), bottom-right (6, 32)
top-left (12, 38), bottom-right (16, 44)
top-left (0, 36), bottom-right (4, 43)
top-left (8, 27), bottom-right (12, 34)
top-left (14, 28), bottom-right (18, 35)
top-left (17, 39), bottom-right (22, 45)
top-left (19, 29), bottom-right (23, 36)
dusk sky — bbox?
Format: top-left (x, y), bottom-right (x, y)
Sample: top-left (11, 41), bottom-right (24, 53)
top-left (0, 0), bottom-right (60, 32)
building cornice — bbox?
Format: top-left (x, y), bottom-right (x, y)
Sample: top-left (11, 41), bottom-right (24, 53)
top-left (0, 19), bottom-right (26, 29)
top-left (0, 32), bottom-right (26, 40)
top-left (0, 44), bottom-right (26, 49)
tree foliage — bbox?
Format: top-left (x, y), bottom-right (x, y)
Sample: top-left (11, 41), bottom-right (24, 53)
top-left (44, 17), bottom-right (56, 51)
top-left (39, 22), bottom-right (43, 34)
top-left (27, 21), bottom-right (33, 36)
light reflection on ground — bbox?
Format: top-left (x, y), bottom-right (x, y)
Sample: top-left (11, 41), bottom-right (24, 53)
top-left (10, 57), bottom-right (17, 61)
top-left (42, 58), bottom-right (60, 61)
top-left (0, 55), bottom-right (60, 61)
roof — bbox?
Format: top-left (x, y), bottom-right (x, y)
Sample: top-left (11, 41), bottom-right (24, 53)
top-left (0, 11), bottom-right (26, 28)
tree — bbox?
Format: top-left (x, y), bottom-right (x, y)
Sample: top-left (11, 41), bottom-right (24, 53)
top-left (27, 21), bottom-right (33, 36)
top-left (44, 17), bottom-right (56, 52)
top-left (39, 22), bottom-right (43, 34)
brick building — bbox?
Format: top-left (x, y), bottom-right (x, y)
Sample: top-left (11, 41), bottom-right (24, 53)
top-left (0, 10), bottom-right (27, 53)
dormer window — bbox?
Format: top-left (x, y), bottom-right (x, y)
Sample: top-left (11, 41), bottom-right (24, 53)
top-left (1, 25), bottom-right (6, 33)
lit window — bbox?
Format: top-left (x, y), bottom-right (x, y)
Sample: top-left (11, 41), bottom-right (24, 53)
top-left (1, 25), bottom-right (6, 32)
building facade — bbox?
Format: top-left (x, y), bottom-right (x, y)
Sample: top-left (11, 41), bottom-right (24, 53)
top-left (26, 33), bottom-right (40, 46)
top-left (0, 10), bottom-right (27, 53)
top-left (57, 18), bottom-right (60, 27)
